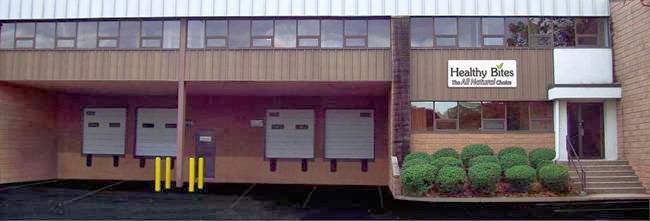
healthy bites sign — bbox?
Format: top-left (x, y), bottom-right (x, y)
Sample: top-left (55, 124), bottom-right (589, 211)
top-left (448, 60), bottom-right (517, 88)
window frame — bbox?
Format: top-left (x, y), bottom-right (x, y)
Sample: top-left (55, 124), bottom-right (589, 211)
top-left (297, 19), bottom-right (321, 48)
top-left (55, 22), bottom-right (78, 49)
top-left (433, 101), bottom-right (460, 131)
top-left (433, 17), bottom-right (459, 48)
top-left (14, 22), bottom-right (37, 49)
top-left (343, 19), bottom-right (368, 48)
top-left (481, 17), bottom-right (506, 47)
top-left (204, 20), bottom-right (228, 49)
top-left (251, 20), bottom-right (274, 48)
top-left (528, 102), bottom-right (553, 131)
top-left (97, 21), bottom-right (120, 49)
top-left (139, 20), bottom-right (164, 49)
top-left (481, 101), bottom-right (507, 131)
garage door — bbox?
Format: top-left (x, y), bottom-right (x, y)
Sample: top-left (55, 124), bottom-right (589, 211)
top-left (265, 109), bottom-right (314, 159)
top-left (136, 108), bottom-right (177, 157)
top-left (325, 109), bottom-right (374, 159)
top-left (82, 108), bottom-right (127, 155)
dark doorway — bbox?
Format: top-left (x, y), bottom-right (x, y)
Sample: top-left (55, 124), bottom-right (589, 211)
top-left (567, 103), bottom-right (604, 159)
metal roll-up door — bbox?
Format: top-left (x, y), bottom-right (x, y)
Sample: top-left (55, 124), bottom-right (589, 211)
top-left (82, 108), bottom-right (127, 155)
top-left (136, 108), bottom-right (177, 157)
top-left (325, 109), bottom-right (374, 159)
top-left (265, 109), bottom-right (315, 159)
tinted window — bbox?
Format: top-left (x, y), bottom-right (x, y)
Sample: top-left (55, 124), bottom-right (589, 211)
top-left (77, 22), bottom-right (97, 49)
top-left (411, 18), bottom-right (433, 47)
top-left (458, 102), bottom-right (481, 130)
top-left (119, 21), bottom-right (140, 48)
top-left (35, 23), bottom-right (55, 49)
top-left (206, 20), bottom-right (227, 36)
top-left (16, 23), bottom-right (36, 38)
top-left (411, 101), bottom-right (434, 131)
top-left (553, 18), bottom-right (575, 47)
top-left (298, 20), bottom-right (319, 36)
top-left (0, 23), bottom-right (15, 49)
top-left (163, 21), bottom-right (180, 48)
top-left (228, 20), bottom-right (251, 48)
top-left (368, 20), bottom-right (389, 48)
top-left (141, 21), bottom-right (163, 37)
top-left (187, 20), bottom-right (205, 48)
top-left (98, 21), bottom-right (119, 37)
top-left (252, 20), bottom-right (273, 36)
top-left (435, 102), bottom-right (458, 130)
top-left (321, 20), bottom-right (343, 48)
top-left (505, 17), bottom-right (528, 47)
top-left (344, 20), bottom-right (367, 36)
top-left (507, 102), bottom-right (530, 131)
top-left (56, 22), bottom-right (76, 38)
top-left (274, 20), bottom-right (296, 48)
top-left (458, 18), bottom-right (480, 48)
top-left (434, 18), bottom-right (457, 35)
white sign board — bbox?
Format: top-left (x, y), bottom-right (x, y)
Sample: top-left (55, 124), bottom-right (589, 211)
top-left (448, 60), bottom-right (517, 88)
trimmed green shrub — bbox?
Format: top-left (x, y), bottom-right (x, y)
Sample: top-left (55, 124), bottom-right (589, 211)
top-left (537, 160), bottom-right (553, 169)
top-left (431, 157), bottom-right (463, 169)
top-left (505, 165), bottom-right (537, 192)
top-left (529, 148), bottom-right (556, 168)
top-left (431, 148), bottom-right (460, 160)
top-left (401, 163), bottom-right (438, 196)
top-left (498, 146), bottom-right (527, 157)
top-left (467, 155), bottom-right (499, 168)
top-left (499, 153), bottom-right (529, 170)
top-left (538, 164), bottom-right (570, 193)
top-left (401, 158), bottom-right (429, 170)
top-left (461, 144), bottom-right (494, 165)
top-left (436, 166), bottom-right (466, 194)
top-left (467, 162), bottom-right (502, 193)
top-left (404, 152), bottom-right (430, 164)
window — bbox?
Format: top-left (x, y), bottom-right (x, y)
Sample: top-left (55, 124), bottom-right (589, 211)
top-left (321, 20), bottom-right (343, 48)
top-left (119, 21), bottom-right (140, 48)
top-left (506, 102), bottom-right (530, 131)
top-left (35, 23), bottom-right (55, 49)
top-left (16, 23), bottom-right (36, 48)
top-left (368, 20), bottom-right (390, 48)
top-left (98, 21), bottom-right (119, 48)
top-left (252, 20), bottom-right (273, 47)
top-left (344, 20), bottom-right (367, 47)
top-left (530, 102), bottom-right (553, 131)
top-left (434, 17), bottom-right (457, 47)
top-left (411, 18), bottom-right (433, 47)
top-left (482, 18), bottom-right (505, 46)
top-left (229, 20), bottom-right (251, 48)
top-left (411, 101), bottom-right (434, 131)
top-left (482, 102), bottom-right (506, 130)
top-left (163, 21), bottom-right (180, 49)
top-left (141, 21), bottom-right (163, 48)
top-left (458, 18), bottom-right (480, 48)
top-left (77, 22), bottom-right (98, 49)
top-left (553, 18), bottom-right (575, 47)
top-left (505, 18), bottom-right (528, 47)
top-left (434, 102), bottom-right (458, 130)
top-left (528, 18), bottom-right (553, 47)
top-left (56, 22), bottom-right (76, 48)
top-left (458, 102), bottom-right (481, 130)
top-left (576, 18), bottom-right (608, 47)
top-left (412, 101), bottom-right (553, 132)
top-left (274, 20), bottom-right (297, 48)
top-left (0, 23), bottom-right (16, 48)
top-left (205, 20), bottom-right (227, 48)
top-left (298, 20), bottom-right (320, 47)
top-left (187, 20), bottom-right (205, 48)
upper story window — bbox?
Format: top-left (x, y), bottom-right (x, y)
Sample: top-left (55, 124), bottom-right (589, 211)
top-left (411, 17), bottom-right (609, 48)
top-left (0, 20), bottom-right (180, 50)
top-left (187, 18), bottom-right (390, 49)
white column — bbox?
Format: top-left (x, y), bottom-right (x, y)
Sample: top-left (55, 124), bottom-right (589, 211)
top-left (604, 99), bottom-right (619, 160)
top-left (554, 100), bottom-right (569, 161)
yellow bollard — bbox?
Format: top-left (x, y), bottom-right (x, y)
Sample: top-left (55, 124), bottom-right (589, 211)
top-left (154, 157), bottom-right (161, 192)
top-left (188, 157), bottom-right (195, 192)
top-left (198, 157), bottom-right (205, 190)
top-left (165, 157), bottom-right (172, 190)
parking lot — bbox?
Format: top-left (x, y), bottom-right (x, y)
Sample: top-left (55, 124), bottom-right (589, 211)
top-left (1, 180), bottom-right (648, 219)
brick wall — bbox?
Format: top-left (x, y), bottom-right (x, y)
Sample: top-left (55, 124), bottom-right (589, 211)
top-left (391, 17), bottom-right (411, 164)
top-left (411, 132), bottom-right (555, 154)
top-left (611, 1), bottom-right (650, 192)
top-left (0, 83), bottom-right (57, 184)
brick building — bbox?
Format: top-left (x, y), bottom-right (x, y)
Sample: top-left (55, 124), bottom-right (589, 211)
top-left (0, 0), bottom-right (647, 196)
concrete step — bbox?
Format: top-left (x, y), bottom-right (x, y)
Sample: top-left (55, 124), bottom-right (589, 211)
top-left (569, 170), bottom-right (636, 177)
top-left (572, 181), bottom-right (643, 188)
top-left (585, 187), bottom-right (647, 194)
top-left (567, 165), bottom-right (633, 171)
top-left (559, 160), bottom-right (629, 166)
top-left (573, 176), bottom-right (641, 183)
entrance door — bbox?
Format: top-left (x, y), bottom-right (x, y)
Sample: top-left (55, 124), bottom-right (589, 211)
top-left (195, 130), bottom-right (216, 178)
top-left (567, 103), bottom-right (604, 159)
